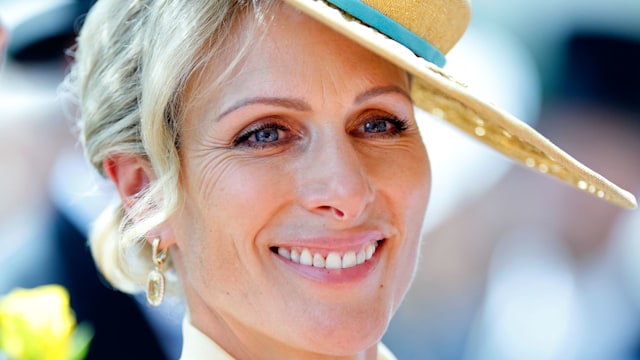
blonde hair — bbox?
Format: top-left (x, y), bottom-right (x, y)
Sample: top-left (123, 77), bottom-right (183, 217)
top-left (64, 0), bottom-right (274, 294)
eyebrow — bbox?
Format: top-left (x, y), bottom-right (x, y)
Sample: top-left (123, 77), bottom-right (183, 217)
top-left (216, 85), bottom-right (412, 122)
top-left (354, 85), bottom-right (412, 105)
top-left (217, 97), bottom-right (312, 122)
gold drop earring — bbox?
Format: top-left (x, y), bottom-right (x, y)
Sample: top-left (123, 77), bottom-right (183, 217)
top-left (146, 238), bottom-right (168, 307)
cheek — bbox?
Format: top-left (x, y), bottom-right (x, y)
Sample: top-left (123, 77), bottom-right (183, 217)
top-left (396, 140), bottom-right (431, 248)
top-left (375, 141), bottom-right (430, 301)
top-left (174, 154), bottom-right (295, 304)
top-left (371, 139), bottom-right (431, 219)
top-left (179, 152), bottom-right (295, 255)
top-left (201, 157), bottom-right (295, 229)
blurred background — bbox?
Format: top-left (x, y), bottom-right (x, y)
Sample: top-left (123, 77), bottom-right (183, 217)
top-left (1, 0), bottom-right (639, 359)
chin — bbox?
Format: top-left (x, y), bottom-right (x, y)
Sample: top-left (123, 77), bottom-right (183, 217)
top-left (289, 301), bottom-right (391, 356)
top-left (305, 330), bottom-right (384, 357)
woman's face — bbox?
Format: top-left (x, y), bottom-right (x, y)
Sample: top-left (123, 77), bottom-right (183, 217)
top-left (170, 4), bottom-right (430, 358)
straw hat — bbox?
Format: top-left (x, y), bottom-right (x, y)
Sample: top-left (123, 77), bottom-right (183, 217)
top-left (283, 0), bottom-right (637, 209)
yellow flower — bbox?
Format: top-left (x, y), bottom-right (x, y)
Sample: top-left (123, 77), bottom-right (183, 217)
top-left (0, 285), bottom-right (93, 360)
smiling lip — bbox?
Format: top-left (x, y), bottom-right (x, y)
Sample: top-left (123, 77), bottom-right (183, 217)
top-left (272, 240), bottom-right (380, 269)
top-left (270, 231), bottom-right (386, 283)
top-left (272, 240), bottom-right (384, 284)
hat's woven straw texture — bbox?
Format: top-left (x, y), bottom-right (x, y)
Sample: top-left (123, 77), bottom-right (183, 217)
top-left (362, 0), bottom-right (470, 54)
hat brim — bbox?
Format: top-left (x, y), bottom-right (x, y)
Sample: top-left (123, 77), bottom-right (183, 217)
top-left (284, 0), bottom-right (637, 209)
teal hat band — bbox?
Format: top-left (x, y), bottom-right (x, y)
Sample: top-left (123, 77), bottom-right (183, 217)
top-left (324, 0), bottom-right (447, 67)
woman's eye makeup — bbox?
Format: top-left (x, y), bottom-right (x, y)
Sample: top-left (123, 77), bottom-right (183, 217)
top-left (356, 114), bottom-right (410, 138)
top-left (232, 122), bottom-right (292, 149)
top-left (231, 112), bottom-right (410, 150)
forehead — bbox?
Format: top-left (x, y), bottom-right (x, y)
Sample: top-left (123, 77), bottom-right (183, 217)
top-left (185, 3), bottom-right (407, 112)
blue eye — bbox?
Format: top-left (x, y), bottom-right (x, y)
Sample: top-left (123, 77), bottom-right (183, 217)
top-left (358, 115), bottom-right (409, 137)
top-left (254, 128), bottom-right (280, 143)
top-left (233, 122), bottom-right (291, 149)
top-left (364, 118), bottom-right (390, 133)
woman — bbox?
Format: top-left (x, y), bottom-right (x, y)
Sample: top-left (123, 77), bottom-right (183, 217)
top-left (66, 0), bottom-right (636, 358)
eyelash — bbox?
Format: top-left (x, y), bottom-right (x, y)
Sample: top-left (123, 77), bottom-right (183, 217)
top-left (232, 122), bottom-right (290, 148)
top-left (358, 115), bottom-right (410, 137)
top-left (232, 114), bottom-right (410, 149)
top-left (391, 116), bottom-right (410, 131)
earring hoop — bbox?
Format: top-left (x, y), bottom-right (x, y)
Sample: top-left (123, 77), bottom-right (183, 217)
top-left (146, 238), bottom-right (168, 307)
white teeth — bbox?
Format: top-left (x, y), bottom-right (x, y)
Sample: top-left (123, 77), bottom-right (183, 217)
top-left (342, 251), bottom-right (357, 269)
top-left (276, 242), bottom-right (380, 269)
top-left (300, 249), bottom-right (313, 266)
top-left (313, 253), bottom-right (325, 268)
top-left (291, 249), bottom-right (300, 263)
top-left (365, 243), bottom-right (375, 260)
top-left (325, 252), bottom-right (342, 269)
top-left (278, 247), bottom-right (291, 260)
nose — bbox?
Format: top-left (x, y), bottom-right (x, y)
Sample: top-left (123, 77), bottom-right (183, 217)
top-left (297, 131), bottom-right (375, 221)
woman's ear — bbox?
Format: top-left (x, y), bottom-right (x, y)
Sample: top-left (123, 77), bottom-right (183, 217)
top-left (103, 155), bottom-right (178, 248)
top-left (103, 154), bottom-right (153, 210)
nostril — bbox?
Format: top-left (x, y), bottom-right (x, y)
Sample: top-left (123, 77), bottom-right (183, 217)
top-left (316, 205), bottom-right (346, 219)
